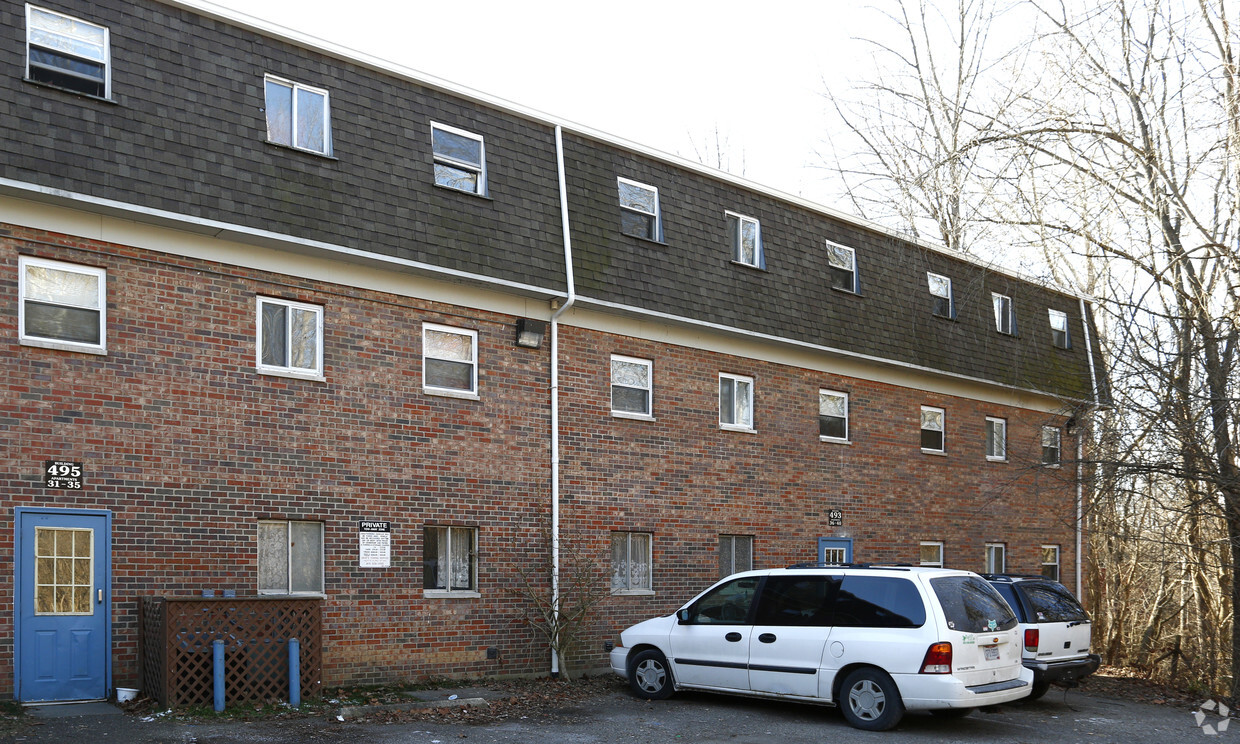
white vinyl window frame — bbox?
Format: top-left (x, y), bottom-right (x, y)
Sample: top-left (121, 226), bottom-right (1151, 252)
top-left (719, 372), bottom-right (755, 432)
top-left (985, 543), bottom-right (1007, 574)
top-left (1041, 545), bottom-right (1061, 581)
top-left (928, 272), bottom-right (953, 318)
top-left (26, 4), bottom-right (111, 99)
top-left (255, 296), bottom-right (325, 381)
top-left (617, 177), bottom-right (661, 241)
top-left (726, 211), bottom-right (763, 268)
top-left (422, 323), bottom-right (479, 399)
top-left (1042, 425), bottom-right (1062, 467)
top-left (611, 531), bottom-right (653, 595)
top-left (920, 405), bottom-right (946, 453)
top-left (423, 525), bottom-right (479, 597)
top-left (825, 240), bottom-right (858, 293)
top-left (919, 541), bottom-right (944, 568)
top-left (985, 416), bottom-right (1007, 461)
top-left (719, 534), bottom-right (754, 578)
top-left (1049, 308), bottom-right (1071, 349)
top-left (263, 74), bottom-right (333, 156)
top-left (18, 256), bottom-right (107, 355)
top-left (430, 121), bottom-right (487, 195)
top-left (818, 389), bottom-right (849, 443)
top-left (992, 292), bottom-right (1015, 335)
top-left (610, 354), bottom-right (654, 420)
top-left (257, 520), bottom-right (325, 596)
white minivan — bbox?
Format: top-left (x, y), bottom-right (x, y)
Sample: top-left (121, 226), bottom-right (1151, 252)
top-left (609, 564), bottom-right (1032, 731)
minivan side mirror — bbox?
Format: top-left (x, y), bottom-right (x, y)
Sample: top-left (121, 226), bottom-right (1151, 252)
top-left (676, 608), bottom-right (692, 624)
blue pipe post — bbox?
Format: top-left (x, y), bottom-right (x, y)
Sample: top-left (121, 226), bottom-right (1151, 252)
top-left (288, 638), bottom-right (301, 708)
top-left (212, 639), bottom-right (225, 712)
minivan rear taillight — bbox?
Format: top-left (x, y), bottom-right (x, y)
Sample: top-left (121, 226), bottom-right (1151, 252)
top-left (1024, 628), bottom-right (1039, 652)
top-left (920, 642), bottom-right (952, 674)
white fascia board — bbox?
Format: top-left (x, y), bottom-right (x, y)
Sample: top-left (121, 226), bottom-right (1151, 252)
top-left (568, 295), bottom-right (1091, 413)
top-left (0, 178), bottom-right (563, 302)
top-left (168, 0), bottom-right (1097, 304)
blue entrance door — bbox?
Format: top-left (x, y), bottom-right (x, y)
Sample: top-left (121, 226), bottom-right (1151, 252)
top-left (16, 508), bottom-right (111, 702)
top-left (817, 537), bottom-right (853, 564)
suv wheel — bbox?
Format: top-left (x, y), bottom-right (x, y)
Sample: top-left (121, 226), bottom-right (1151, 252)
top-left (629, 649), bottom-right (675, 700)
top-left (839, 668), bottom-right (905, 731)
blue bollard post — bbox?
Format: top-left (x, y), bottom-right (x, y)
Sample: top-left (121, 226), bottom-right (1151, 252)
top-left (212, 639), bottom-right (225, 712)
top-left (288, 638), bottom-right (301, 708)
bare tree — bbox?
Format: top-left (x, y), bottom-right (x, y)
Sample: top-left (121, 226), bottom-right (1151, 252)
top-left (821, 0), bottom-right (1240, 697)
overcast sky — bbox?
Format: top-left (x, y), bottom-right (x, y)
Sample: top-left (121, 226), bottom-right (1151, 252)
top-left (190, 0), bottom-right (881, 205)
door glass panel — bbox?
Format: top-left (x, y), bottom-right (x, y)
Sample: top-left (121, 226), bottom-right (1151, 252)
top-left (34, 527), bottom-right (93, 616)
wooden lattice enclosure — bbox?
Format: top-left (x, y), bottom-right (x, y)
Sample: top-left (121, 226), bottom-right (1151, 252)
top-left (139, 596), bottom-right (322, 707)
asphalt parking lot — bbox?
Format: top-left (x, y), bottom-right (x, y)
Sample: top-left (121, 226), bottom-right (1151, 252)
top-left (8, 682), bottom-right (1224, 744)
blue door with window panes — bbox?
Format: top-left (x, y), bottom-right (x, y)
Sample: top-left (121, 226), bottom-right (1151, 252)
top-left (15, 508), bottom-right (111, 702)
top-left (818, 537), bottom-right (852, 564)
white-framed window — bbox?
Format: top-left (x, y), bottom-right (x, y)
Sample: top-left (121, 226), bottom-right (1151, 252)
top-left (611, 355), bottom-right (653, 418)
top-left (1042, 426), bottom-right (1062, 466)
top-left (256, 296), bottom-right (324, 379)
top-left (985, 543), bottom-right (1006, 574)
top-left (423, 324), bottom-right (478, 398)
top-left (726, 211), bottom-right (763, 268)
top-left (919, 541), bottom-right (944, 568)
top-left (819, 390), bottom-right (849, 442)
top-left (617, 177), bottom-right (660, 241)
top-left (719, 534), bottom-right (754, 578)
top-left (431, 121), bottom-right (487, 195)
top-left (611, 532), bottom-right (652, 594)
top-left (928, 272), bottom-right (953, 318)
top-left (719, 373), bottom-right (755, 431)
top-left (1041, 545), bottom-right (1060, 581)
top-left (992, 292), bottom-right (1015, 335)
top-left (26, 5), bottom-right (110, 98)
top-left (920, 406), bottom-right (945, 452)
top-left (257, 520), bottom-right (324, 595)
top-left (985, 416), bottom-right (1007, 461)
top-left (423, 526), bottom-right (478, 594)
top-left (1049, 309), bottom-right (1071, 349)
top-left (264, 75), bottom-right (332, 155)
top-left (19, 256), bottom-right (107, 354)
top-left (826, 240), bottom-right (857, 292)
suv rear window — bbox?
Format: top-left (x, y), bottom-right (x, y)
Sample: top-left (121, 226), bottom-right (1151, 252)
top-left (834, 576), bottom-right (926, 628)
top-left (1019, 581), bottom-right (1089, 623)
top-left (931, 575), bottom-right (1018, 632)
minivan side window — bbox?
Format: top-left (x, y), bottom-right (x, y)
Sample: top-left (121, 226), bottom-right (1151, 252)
top-left (754, 576), bottom-right (840, 627)
top-left (685, 577), bottom-right (760, 625)
top-left (833, 576), bottom-right (926, 628)
top-left (931, 575), bottom-right (1018, 632)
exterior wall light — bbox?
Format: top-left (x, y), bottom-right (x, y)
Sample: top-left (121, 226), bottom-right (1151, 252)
top-left (515, 318), bottom-right (546, 349)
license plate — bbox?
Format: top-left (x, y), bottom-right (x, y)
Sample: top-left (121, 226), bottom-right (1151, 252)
top-left (983, 645), bottom-right (1000, 661)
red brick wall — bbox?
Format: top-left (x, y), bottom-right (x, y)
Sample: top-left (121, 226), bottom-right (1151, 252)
top-left (0, 223), bottom-right (1083, 691)
top-left (556, 327), bottom-right (1082, 655)
top-left (1, 224), bottom-right (554, 692)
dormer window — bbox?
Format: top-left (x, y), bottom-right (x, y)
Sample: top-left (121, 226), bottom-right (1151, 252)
top-left (26, 5), bottom-right (109, 98)
top-left (726, 212), bottom-right (763, 268)
top-left (1049, 309), bottom-right (1071, 348)
top-left (826, 241), bottom-right (857, 292)
top-left (618, 178), bottom-right (660, 241)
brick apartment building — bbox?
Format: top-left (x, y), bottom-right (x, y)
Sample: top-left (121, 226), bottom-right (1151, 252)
top-left (0, 0), bottom-right (1107, 702)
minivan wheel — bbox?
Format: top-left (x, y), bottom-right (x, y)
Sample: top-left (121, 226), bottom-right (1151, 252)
top-left (839, 668), bottom-right (905, 731)
top-left (629, 649), bottom-right (675, 700)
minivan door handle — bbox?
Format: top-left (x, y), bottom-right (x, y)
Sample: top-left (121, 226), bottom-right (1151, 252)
top-left (758, 633), bottom-right (777, 643)
top-left (725, 632), bottom-right (743, 642)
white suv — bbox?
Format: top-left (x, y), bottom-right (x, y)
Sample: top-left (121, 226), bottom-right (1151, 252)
top-left (609, 564), bottom-right (1032, 731)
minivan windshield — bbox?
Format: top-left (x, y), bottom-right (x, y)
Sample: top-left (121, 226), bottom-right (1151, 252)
top-left (1021, 581), bottom-right (1090, 623)
top-left (931, 575), bottom-right (1018, 632)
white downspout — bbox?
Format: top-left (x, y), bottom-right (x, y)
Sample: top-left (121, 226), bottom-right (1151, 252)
top-left (550, 125), bottom-right (576, 675)
top-left (1077, 298), bottom-right (1099, 598)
